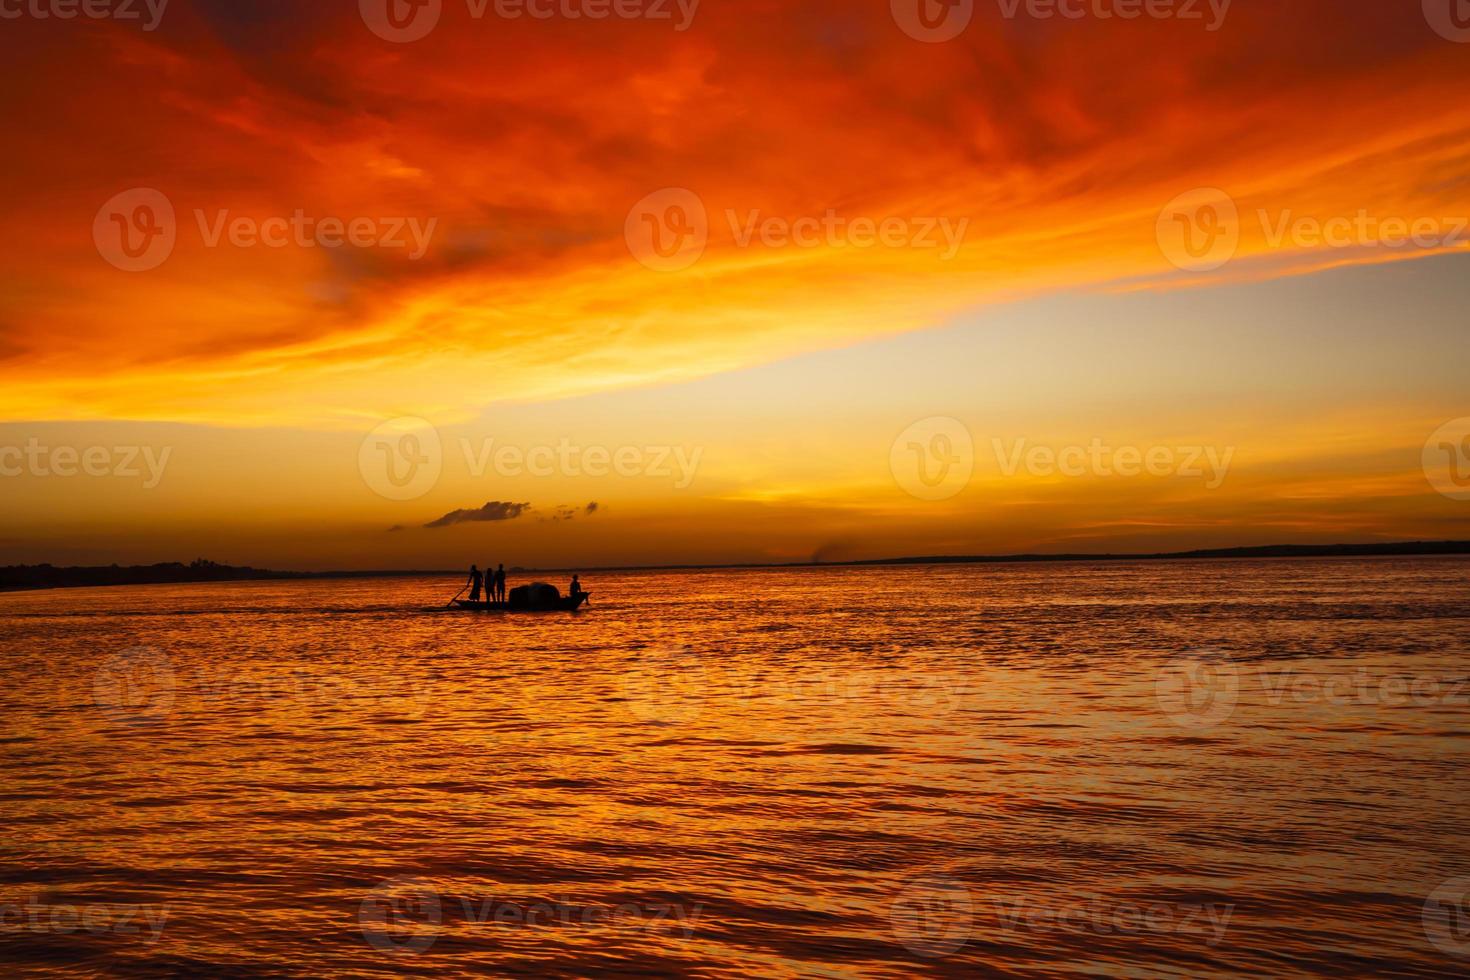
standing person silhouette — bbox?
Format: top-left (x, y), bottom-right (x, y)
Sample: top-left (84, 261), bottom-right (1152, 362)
top-left (495, 564), bottom-right (507, 605)
top-left (466, 564), bottom-right (483, 604)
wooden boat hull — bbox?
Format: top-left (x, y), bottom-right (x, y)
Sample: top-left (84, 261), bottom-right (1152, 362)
top-left (452, 593), bottom-right (589, 613)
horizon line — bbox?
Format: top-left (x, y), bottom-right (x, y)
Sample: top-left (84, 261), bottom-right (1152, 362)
top-left (5, 540), bottom-right (1468, 587)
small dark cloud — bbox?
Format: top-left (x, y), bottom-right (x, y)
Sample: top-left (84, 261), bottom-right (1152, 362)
top-left (425, 501), bottom-right (531, 529)
top-left (387, 524), bottom-right (405, 533)
top-left (538, 502), bottom-right (600, 524)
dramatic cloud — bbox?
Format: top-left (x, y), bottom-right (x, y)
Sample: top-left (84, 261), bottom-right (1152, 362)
top-left (424, 501), bottom-right (531, 529)
top-left (0, 3), bottom-right (1466, 424)
top-left (3, 3), bottom-right (1468, 569)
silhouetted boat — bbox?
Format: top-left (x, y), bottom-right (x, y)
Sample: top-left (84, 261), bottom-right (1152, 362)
top-left (450, 582), bottom-right (590, 613)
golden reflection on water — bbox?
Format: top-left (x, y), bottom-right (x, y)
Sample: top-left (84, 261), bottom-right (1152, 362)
top-left (1, 560), bottom-right (1469, 976)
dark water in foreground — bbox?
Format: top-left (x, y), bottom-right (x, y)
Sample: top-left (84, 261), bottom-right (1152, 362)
top-left (1, 559), bottom-right (1469, 978)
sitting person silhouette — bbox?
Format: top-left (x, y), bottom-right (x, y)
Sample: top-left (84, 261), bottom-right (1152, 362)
top-left (569, 574), bottom-right (584, 598)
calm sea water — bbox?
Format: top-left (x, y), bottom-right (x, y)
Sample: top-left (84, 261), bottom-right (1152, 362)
top-left (2, 559), bottom-right (1469, 978)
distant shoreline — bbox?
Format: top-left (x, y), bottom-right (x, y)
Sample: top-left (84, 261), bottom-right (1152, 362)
top-left (522, 540), bottom-right (1470, 574)
top-left (2, 541), bottom-right (1467, 593)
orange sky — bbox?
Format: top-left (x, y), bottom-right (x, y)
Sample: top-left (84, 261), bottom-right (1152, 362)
top-left (1, 1), bottom-right (1468, 568)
